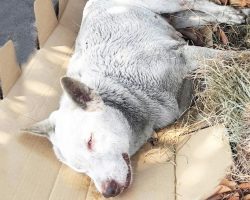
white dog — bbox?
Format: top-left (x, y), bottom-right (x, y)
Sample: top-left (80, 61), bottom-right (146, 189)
top-left (25, 0), bottom-right (245, 198)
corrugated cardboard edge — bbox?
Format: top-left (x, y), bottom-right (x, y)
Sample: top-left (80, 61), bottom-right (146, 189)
top-left (0, 40), bottom-right (21, 98)
top-left (34, 0), bottom-right (58, 48)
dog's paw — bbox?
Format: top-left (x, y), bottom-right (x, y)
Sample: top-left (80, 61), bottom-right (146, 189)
top-left (217, 7), bottom-right (245, 24)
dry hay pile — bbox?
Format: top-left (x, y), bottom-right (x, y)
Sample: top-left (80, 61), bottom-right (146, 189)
top-left (193, 54), bottom-right (250, 183)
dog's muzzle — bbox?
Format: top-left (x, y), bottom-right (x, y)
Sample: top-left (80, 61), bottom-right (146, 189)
top-left (101, 153), bottom-right (132, 198)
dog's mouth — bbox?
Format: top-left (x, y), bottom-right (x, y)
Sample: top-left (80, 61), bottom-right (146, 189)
top-left (122, 153), bottom-right (132, 191)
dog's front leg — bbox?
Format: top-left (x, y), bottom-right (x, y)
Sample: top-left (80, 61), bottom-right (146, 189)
top-left (168, 9), bottom-right (244, 29)
top-left (126, 0), bottom-right (245, 25)
top-left (167, 1), bottom-right (246, 29)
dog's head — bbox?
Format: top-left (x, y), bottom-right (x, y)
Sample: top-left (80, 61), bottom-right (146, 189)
top-left (25, 77), bottom-right (132, 198)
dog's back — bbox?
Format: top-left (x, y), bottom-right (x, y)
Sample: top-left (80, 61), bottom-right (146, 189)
top-left (66, 0), bottom-right (190, 130)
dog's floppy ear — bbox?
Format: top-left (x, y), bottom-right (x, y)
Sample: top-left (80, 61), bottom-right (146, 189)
top-left (61, 76), bottom-right (103, 111)
top-left (21, 112), bottom-right (57, 138)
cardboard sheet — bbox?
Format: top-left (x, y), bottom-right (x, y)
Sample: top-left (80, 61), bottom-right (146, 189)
top-left (0, 40), bottom-right (21, 98)
top-left (0, 0), bottom-right (232, 199)
top-left (34, 0), bottom-right (58, 48)
top-left (176, 126), bottom-right (232, 200)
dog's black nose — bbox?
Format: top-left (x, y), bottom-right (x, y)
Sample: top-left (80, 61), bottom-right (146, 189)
top-left (102, 180), bottom-right (121, 198)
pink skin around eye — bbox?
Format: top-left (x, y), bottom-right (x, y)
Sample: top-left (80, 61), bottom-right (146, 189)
top-left (87, 134), bottom-right (93, 150)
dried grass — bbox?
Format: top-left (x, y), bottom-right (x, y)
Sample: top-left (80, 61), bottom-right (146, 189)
top-left (212, 23), bottom-right (250, 50)
top-left (192, 54), bottom-right (250, 182)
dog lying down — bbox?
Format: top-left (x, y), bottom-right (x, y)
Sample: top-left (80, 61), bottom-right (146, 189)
top-left (24, 0), bottom-right (246, 198)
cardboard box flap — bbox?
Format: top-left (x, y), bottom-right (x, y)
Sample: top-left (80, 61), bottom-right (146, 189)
top-left (59, 0), bottom-right (86, 33)
top-left (48, 165), bottom-right (91, 200)
top-left (34, 0), bottom-right (58, 48)
top-left (59, 0), bottom-right (69, 20)
top-left (176, 126), bottom-right (232, 200)
top-left (0, 40), bottom-right (21, 98)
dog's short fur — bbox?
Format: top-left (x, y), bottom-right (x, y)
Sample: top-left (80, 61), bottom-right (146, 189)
top-left (26, 0), bottom-right (245, 198)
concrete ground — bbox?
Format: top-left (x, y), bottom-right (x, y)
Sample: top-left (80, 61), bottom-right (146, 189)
top-left (0, 0), bottom-right (58, 64)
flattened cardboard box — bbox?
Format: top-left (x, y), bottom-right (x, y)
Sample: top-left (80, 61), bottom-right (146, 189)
top-left (0, 0), bottom-right (232, 199)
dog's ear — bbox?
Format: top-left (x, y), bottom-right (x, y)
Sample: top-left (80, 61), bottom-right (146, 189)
top-left (21, 112), bottom-right (57, 138)
top-left (61, 76), bottom-right (104, 111)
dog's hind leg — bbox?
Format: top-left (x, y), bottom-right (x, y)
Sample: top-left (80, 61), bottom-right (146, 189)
top-left (181, 45), bottom-right (234, 70)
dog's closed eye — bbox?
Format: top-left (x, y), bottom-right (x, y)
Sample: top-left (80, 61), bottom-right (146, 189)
top-left (87, 134), bottom-right (93, 150)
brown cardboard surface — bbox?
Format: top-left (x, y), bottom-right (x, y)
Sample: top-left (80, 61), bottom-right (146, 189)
top-left (0, 0), bottom-right (232, 199)
top-left (0, 40), bottom-right (21, 98)
top-left (176, 126), bottom-right (232, 200)
top-left (59, 0), bottom-right (69, 20)
top-left (111, 152), bottom-right (175, 200)
top-left (34, 0), bottom-right (58, 48)
top-left (85, 145), bottom-right (176, 200)
top-left (48, 165), bottom-right (90, 200)
top-left (59, 0), bottom-right (86, 33)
